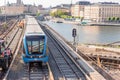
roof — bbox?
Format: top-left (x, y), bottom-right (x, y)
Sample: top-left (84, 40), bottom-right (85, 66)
top-left (25, 15), bottom-right (45, 36)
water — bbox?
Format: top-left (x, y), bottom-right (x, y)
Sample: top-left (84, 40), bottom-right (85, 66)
top-left (44, 21), bottom-right (120, 44)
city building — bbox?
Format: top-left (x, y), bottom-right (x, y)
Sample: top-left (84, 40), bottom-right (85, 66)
top-left (71, 1), bottom-right (90, 17)
top-left (0, 0), bottom-right (25, 15)
top-left (50, 4), bottom-right (71, 15)
top-left (0, 6), bottom-right (25, 15)
top-left (84, 3), bottom-right (120, 22)
top-left (37, 8), bottom-right (50, 15)
top-left (16, 0), bottom-right (22, 5)
top-left (0, 0), bottom-right (41, 15)
top-left (26, 5), bottom-right (38, 14)
top-left (51, 7), bottom-right (69, 14)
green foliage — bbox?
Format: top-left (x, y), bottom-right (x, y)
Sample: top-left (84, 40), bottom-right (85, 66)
top-left (36, 12), bottom-right (40, 17)
top-left (75, 16), bottom-right (80, 19)
top-left (50, 10), bottom-right (69, 17)
top-left (116, 17), bottom-right (119, 21)
top-left (60, 15), bottom-right (68, 19)
top-left (108, 17), bottom-right (120, 22)
top-left (60, 15), bottom-right (73, 19)
top-left (112, 17), bottom-right (116, 21)
top-left (108, 17), bottom-right (111, 21)
top-left (50, 12), bottom-right (55, 17)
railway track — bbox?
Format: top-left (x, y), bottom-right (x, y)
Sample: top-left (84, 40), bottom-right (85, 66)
top-left (2, 20), bottom-right (51, 80)
top-left (5, 50), bottom-right (49, 80)
top-left (0, 19), bottom-right (18, 39)
top-left (40, 23), bottom-right (87, 80)
top-left (3, 26), bottom-right (24, 80)
top-left (41, 23), bottom-right (115, 80)
top-left (23, 63), bottom-right (49, 80)
top-left (0, 19), bottom-right (23, 79)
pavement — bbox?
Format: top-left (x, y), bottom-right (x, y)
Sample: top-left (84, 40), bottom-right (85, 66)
top-left (78, 44), bottom-right (120, 80)
top-left (78, 44), bottom-right (120, 57)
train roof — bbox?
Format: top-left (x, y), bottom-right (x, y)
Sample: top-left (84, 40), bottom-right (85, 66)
top-left (25, 15), bottom-right (45, 36)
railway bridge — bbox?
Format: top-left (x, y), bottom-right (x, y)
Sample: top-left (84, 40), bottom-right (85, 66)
top-left (0, 16), bottom-right (119, 80)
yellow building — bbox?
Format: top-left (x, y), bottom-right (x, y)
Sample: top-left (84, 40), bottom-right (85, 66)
top-left (51, 7), bottom-right (70, 13)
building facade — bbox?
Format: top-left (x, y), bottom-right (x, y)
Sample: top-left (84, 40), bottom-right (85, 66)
top-left (71, 1), bottom-right (90, 17)
top-left (17, 0), bottom-right (22, 5)
top-left (84, 3), bottom-right (120, 22)
top-left (51, 7), bottom-right (70, 13)
top-left (0, 6), bottom-right (25, 15)
top-left (71, 5), bottom-right (84, 17)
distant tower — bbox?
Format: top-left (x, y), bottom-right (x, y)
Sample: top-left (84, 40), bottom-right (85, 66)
top-left (7, 1), bottom-right (10, 6)
top-left (71, 0), bottom-right (72, 6)
top-left (17, 0), bottom-right (22, 5)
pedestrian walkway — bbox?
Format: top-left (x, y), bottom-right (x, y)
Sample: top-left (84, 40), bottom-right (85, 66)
top-left (78, 44), bottom-right (120, 58)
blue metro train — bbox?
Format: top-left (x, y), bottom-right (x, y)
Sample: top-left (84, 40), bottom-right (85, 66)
top-left (22, 15), bottom-right (48, 63)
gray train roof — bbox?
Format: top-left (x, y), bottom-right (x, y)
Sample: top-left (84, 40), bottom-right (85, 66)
top-left (25, 15), bottom-right (45, 36)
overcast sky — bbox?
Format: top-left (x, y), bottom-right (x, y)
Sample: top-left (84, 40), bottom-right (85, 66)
top-left (0, 0), bottom-right (120, 8)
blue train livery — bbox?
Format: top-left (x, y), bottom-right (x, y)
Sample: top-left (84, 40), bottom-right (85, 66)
top-left (22, 15), bottom-right (48, 63)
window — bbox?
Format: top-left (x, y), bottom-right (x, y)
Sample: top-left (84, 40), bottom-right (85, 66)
top-left (27, 41), bottom-right (32, 54)
top-left (26, 36), bottom-right (45, 55)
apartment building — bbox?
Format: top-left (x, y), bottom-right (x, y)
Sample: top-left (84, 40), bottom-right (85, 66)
top-left (84, 3), bottom-right (120, 22)
top-left (71, 5), bottom-right (84, 17)
top-left (71, 1), bottom-right (90, 17)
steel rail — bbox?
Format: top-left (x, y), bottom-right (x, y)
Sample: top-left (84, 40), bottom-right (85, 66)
top-left (40, 23), bottom-right (87, 80)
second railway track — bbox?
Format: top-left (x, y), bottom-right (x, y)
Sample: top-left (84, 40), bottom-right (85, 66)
top-left (0, 19), bottom-right (18, 39)
top-left (0, 20), bottom-right (24, 79)
top-left (39, 22), bottom-right (87, 80)
top-left (2, 17), bottom-right (52, 80)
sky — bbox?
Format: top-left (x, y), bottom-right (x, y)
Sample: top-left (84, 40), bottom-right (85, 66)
top-left (0, 0), bottom-right (120, 8)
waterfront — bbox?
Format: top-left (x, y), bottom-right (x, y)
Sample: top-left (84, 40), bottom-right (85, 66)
top-left (44, 21), bottom-right (120, 44)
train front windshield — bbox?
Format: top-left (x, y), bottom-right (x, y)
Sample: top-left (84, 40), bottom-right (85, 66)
top-left (26, 36), bottom-right (45, 55)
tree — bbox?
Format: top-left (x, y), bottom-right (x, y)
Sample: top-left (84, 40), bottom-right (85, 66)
top-left (36, 12), bottom-right (40, 17)
top-left (108, 17), bottom-right (111, 21)
top-left (50, 12), bottom-right (56, 17)
top-left (112, 17), bottom-right (115, 21)
top-left (50, 10), bottom-right (69, 18)
top-left (116, 17), bottom-right (120, 21)
top-left (75, 16), bottom-right (80, 19)
top-left (116, 17), bottom-right (120, 23)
